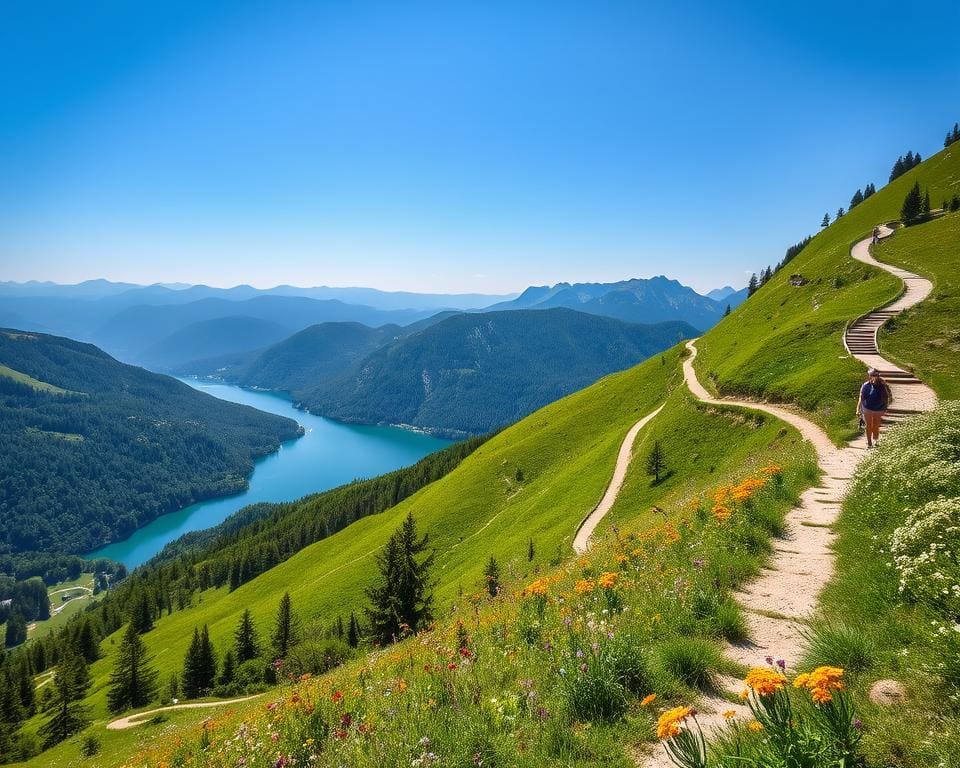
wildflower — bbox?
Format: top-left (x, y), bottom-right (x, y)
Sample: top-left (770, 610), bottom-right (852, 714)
top-left (598, 572), bottom-right (619, 589)
top-left (794, 666), bottom-right (845, 703)
top-left (656, 706), bottom-right (694, 739)
top-left (761, 463), bottom-right (783, 475)
top-left (641, 693), bottom-right (657, 707)
top-left (712, 504), bottom-right (732, 523)
top-left (331, 690), bottom-right (343, 704)
top-left (574, 579), bottom-right (596, 595)
top-left (722, 710), bottom-right (736, 719)
top-left (523, 578), bottom-right (549, 597)
top-left (748, 720), bottom-right (764, 732)
top-left (744, 667), bottom-right (787, 697)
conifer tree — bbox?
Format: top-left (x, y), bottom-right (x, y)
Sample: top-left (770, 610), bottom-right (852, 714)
top-left (129, 590), bottom-right (154, 634)
top-left (182, 625), bottom-right (217, 698)
top-left (483, 556), bottom-right (501, 597)
top-left (864, 182), bottom-right (876, 199)
top-left (921, 190), bottom-right (931, 216)
top-left (724, 303), bottom-right (731, 317)
top-left (75, 617), bottom-right (100, 663)
top-left (38, 646), bottom-right (89, 747)
top-left (347, 613), bottom-right (360, 649)
top-left (107, 623), bottom-right (158, 714)
top-left (850, 188), bottom-right (864, 208)
top-left (889, 155), bottom-right (905, 182)
top-left (901, 181), bottom-right (924, 222)
top-left (271, 593), bottom-right (300, 660)
top-left (836, 206), bottom-right (844, 219)
top-left (747, 273), bottom-right (759, 296)
top-left (218, 649), bottom-right (236, 687)
top-left (366, 513), bottom-right (435, 644)
top-left (527, 538), bottom-right (535, 562)
top-left (646, 441), bottom-right (667, 484)
top-left (234, 609), bottom-right (260, 663)
top-left (4, 611), bottom-right (26, 648)
top-left (821, 212), bottom-right (831, 228)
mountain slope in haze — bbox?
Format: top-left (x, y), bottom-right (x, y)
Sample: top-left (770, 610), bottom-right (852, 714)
top-left (302, 308), bottom-right (697, 435)
top-left (486, 276), bottom-right (733, 330)
top-left (706, 285), bottom-right (749, 307)
top-left (138, 315), bottom-right (295, 371)
top-left (0, 329), bottom-right (301, 555)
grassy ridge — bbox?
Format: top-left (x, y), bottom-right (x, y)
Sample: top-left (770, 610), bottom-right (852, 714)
top-left (20, 345), bottom-right (685, 734)
top-left (875, 212), bottom-right (960, 398)
top-left (19, 382), bottom-right (817, 767)
top-left (695, 144), bottom-right (960, 443)
top-left (0, 363), bottom-right (78, 395)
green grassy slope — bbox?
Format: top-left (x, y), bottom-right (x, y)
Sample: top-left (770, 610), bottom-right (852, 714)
top-left (0, 363), bottom-right (78, 395)
top-left (875, 211), bottom-right (960, 398)
top-left (24, 345), bottom-right (685, 730)
top-left (694, 144), bottom-right (960, 443)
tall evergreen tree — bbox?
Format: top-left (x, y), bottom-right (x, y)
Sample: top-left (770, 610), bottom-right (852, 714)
top-left (921, 190), bottom-right (931, 216)
top-left (271, 593), bottom-right (300, 660)
top-left (889, 155), bottom-right (905, 182)
top-left (129, 589), bottom-right (154, 634)
top-left (850, 188), bottom-right (864, 208)
top-left (747, 273), bottom-right (759, 297)
top-left (182, 625), bottom-right (217, 698)
top-left (38, 646), bottom-right (89, 747)
top-left (107, 623), bottom-right (158, 714)
top-left (901, 182), bottom-right (924, 222)
top-left (821, 212), bottom-right (831, 228)
top-left (218, 649), bottom-right (236, 687)
top-left (4, 611), bottom-right (27, 648)
top-left (483, 556), bottom-right (501, 597)
top-left (724, 303), bottom-right (731, 317)
top-left (234, 609), bottom-right (260, 663)
top-left (366, 513), bottom-right (435, 643)
top-left (75, 617), bottom-right (100, 663)
top-left (347, 613), bottom-right (360, 648)
top-left (836, 207), bottom-right (844, 220)
top-left (864, 182), bottom-right (876, 199)
top-left (527, 538), bottom-right (535, 562)
top-left (646, 441), bottom-right (666, 484)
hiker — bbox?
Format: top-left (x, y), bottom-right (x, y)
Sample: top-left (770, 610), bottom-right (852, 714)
top-left (856, 368), bottom-right (891, 448)
top-left (872, 226), bottom-right (879, 244)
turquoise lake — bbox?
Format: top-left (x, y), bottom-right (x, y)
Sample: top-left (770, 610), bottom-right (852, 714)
top-left (87, 379), bottom-right (453, 569)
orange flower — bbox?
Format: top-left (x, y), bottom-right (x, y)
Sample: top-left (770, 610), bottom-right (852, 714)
top-left (574, 579), bottom-right (596, 595)
top-left (523, 578), bottom-right (549, 597)
top-left (712, 504), bottom-right (732, 523)
top-left (748, 720), bottom-right (764, 732)
top-left (656, 706), bottom-right (694, 739)
top-left (598, 572), bottom-right (619, 589)
top-left (761, 464), bottom-right (783, 475)
top-left (722, 709), bottom-right (737, 719)
top-left (793, 666), bottom-right (845, 704)
top-left (744, 667), bottom-right (787, 697)
top-left (641, 693), bottom-right (657, 707)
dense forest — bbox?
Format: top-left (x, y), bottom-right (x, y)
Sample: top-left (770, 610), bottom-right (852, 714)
top-left (299, 309), bottom-right (696, 436)
top-left (0, 329), bottom-right (301, 555)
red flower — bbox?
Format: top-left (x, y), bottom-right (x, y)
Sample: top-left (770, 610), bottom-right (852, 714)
top-left (331, 690), bottom-right (343, 704)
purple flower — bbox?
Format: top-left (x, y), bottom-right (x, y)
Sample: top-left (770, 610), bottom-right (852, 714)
top-left (535, 706), bottom-right (549, 721)
top-left (853, 718), bottom-right (863, 730)
top-left (765, 655), bottom-right (774, 666)
top-left (776, 659), bottom-right (786, 671)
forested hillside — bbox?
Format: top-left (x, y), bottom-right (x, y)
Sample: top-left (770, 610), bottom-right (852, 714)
top-left (0, 330), bottom-right (301, 556)
top-left (301, 309), bottom-right (696, 435)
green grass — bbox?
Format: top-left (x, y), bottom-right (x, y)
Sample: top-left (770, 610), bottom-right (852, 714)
top-left (27, 576), bottom-right (100, 642)
top-left (20, 345), bottom-right (686, 732)
top-left (694, 144), bottom-right (960, 443)
top-left (0, 364), bottom-right (80, 395)
top-left (874, 211), bottom-right (960, 399)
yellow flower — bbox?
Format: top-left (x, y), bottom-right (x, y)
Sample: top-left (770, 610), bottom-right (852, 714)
top-left (598, 572), bottom-right (619, 589)
top-left (748, 720), bottom-right (764, 732)
top-left (574, 579), bottom-right (596, 595)
top-left (712, 504), bottom-right (732, 523)
top-left (744, 668), bottom-right (787, 697)
top-left (656, 706), bottom-right (693, 739)
top-left (793, 666), bottom-right (845, 704)
top-left (761, 464), bottom-right (783, 475)
top-left (523, 578), bottom-right (549, 597)
top-left (640, 693), bottom-right (657, 707)
top-left (722, 710), bottom-right (737, 719)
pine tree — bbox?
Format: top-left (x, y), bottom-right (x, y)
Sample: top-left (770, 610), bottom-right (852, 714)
top-left (347, 613), bottom-right (360, 648)
top-left (864, 182), bottom-right (876, 199)
top-left (182, 625), bottom-right (217, 698)
top-left (483, 556), bottom-right (501, 597)
top-left (107, 623), bottom-right (158, 714)
top-left (335, 616), bottom-right (345, 640)
top-left (724, 303), bottom-right (731, 316)
top-left (913, 152), bottom-right (922, 167)
top-left (234, 609), bottom-right (260, 663)
top-left (747, 273), bottom-right (759, 296)
top-left (646, 441), bottom-right (666, 484)
top-left (366, 513), bottom-right (435, 644)
top-left (4, 611), bottom-right (27, 648)
top-left (75, 617), bottom-right (100, 663)
top-left (16, 658), bottom-right (35, 717)
top-left (836, 207), bottom-right (845, 220)
top-left (821, 212), bottom-right (831, 228)
top-left (218, 649), bottom-right (236, 687)
top-left (129, 590), bottom-right (154, 634)
top-left (271, 593), bottom-right (300, 661)
top-left (850, 188), bottom-right (864, 208)
top-left (889, 155), bottom-right (905, 182)
top-left (38, 646), bottom-right (89, 747)
top-left (527, 538), bottom-right (535, 562)
top-left (921, 190), bottom-right (931, 216)
top-left (901, 182), bottom-right (924, 222)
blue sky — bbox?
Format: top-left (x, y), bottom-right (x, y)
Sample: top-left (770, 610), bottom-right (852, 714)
top-left (1, 1), bottom-right (958, 293)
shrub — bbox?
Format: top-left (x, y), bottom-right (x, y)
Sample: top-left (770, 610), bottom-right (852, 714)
top-left (653, 637), bottom-right (721, 691)
top-left (889, 496), bottom-right (960, 618)
top-left (80, 734), bottom-right (100, 758)
top-left (803, 622), bottom-right (877, 673)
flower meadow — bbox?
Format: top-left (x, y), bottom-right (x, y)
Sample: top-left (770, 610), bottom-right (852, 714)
top-left (122, 459), bottom-right (818, 768)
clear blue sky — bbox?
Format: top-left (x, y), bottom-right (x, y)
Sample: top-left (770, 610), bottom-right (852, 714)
top-left (1, 1), bottom-right (957, 293)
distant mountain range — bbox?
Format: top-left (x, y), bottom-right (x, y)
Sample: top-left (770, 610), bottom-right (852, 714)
top-left (487, 276), bottom-right (748, 330)
top-left (191, 309), bottom-right (697, 436)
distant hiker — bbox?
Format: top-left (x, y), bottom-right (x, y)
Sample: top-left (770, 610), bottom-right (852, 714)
top-left (856, 368), bottom-right (891, 448)
top-left (872, 226), bottom-right (879, 244)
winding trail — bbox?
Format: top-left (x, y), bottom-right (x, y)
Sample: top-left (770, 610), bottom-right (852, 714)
top-left (106, 694), bottom-right (264, 730)
top-left (639, 228), bottom-right (938, 767)
top-left (573, 405), bottom-right (665, 554)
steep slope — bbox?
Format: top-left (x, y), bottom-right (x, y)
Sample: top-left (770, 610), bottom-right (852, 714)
top-left (137, 316), bottom-right (294, 371)
top-left (487, 276), bottom-right (731, 330)
top-left (0, 329), bottom-right (301, 555)
top-left (303, 308), bottom-right (697, 435)
top-left (694, 143), bottom-right (959, 441)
